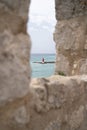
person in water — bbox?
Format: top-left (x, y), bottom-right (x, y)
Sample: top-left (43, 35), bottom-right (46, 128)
top-left (42, 58), bottom-right (45, 63)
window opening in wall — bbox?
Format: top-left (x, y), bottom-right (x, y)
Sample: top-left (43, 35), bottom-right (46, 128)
top-left (27, 0), bottom-right (56, 78)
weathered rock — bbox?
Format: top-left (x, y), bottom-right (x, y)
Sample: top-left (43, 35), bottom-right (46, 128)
top-left (54, 0), bottom-right (87, 75)
top-left (0, 0), bottom-right (31, 129)
top-left (30, 75), bottom-right (87, 130)
top-left (55, 0), bottom-right (87, 21)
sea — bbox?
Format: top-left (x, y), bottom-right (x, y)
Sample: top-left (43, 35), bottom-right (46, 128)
top-left (30, 54), bottom-right (56, 78)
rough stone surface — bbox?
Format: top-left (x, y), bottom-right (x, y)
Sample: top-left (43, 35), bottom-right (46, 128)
top-left (30, 75), bottom-right (87, 130)
top-left (0, 0), bottom-right (31, 129)
top-left (55, 0), bottom-right (87, 21)
top-left (11, 106), bottom-right (30, 124)
top-left (54, 0), bottom-right (87, 75)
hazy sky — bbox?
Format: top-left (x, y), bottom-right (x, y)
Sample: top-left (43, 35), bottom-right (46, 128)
top-left (27, 0), bottom-right (56, 54)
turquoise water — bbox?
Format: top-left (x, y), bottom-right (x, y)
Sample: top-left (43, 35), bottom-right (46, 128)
top-left (30, 54), bottom-right (56, 78)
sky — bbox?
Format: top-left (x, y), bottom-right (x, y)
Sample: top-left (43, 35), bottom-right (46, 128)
top-left (27, 0), bottom-right (56, 54)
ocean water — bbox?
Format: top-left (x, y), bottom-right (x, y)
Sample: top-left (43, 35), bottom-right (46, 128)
top-left (30, 54), bottom-right (56, 78)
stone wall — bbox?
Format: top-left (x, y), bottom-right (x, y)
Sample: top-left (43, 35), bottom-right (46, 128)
top-left (54, 0), bottom-right (87, 75)
top-left (30, 75), bottom-right (87, 130)
top-left (0, 0), bottom-right (31, 129)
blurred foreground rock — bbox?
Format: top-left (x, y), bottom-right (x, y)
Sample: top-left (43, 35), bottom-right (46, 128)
top-left (0, 0), bottom-right (31, 130)
top-left (30, 75), bottom-right (87, 130)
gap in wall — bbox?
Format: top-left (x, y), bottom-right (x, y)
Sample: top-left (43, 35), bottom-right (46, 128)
top-left (27, 0), bottom-right (56, 78)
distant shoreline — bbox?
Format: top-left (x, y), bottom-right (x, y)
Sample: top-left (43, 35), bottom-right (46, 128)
top-left (33, 61), bottom-right (55, 64)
